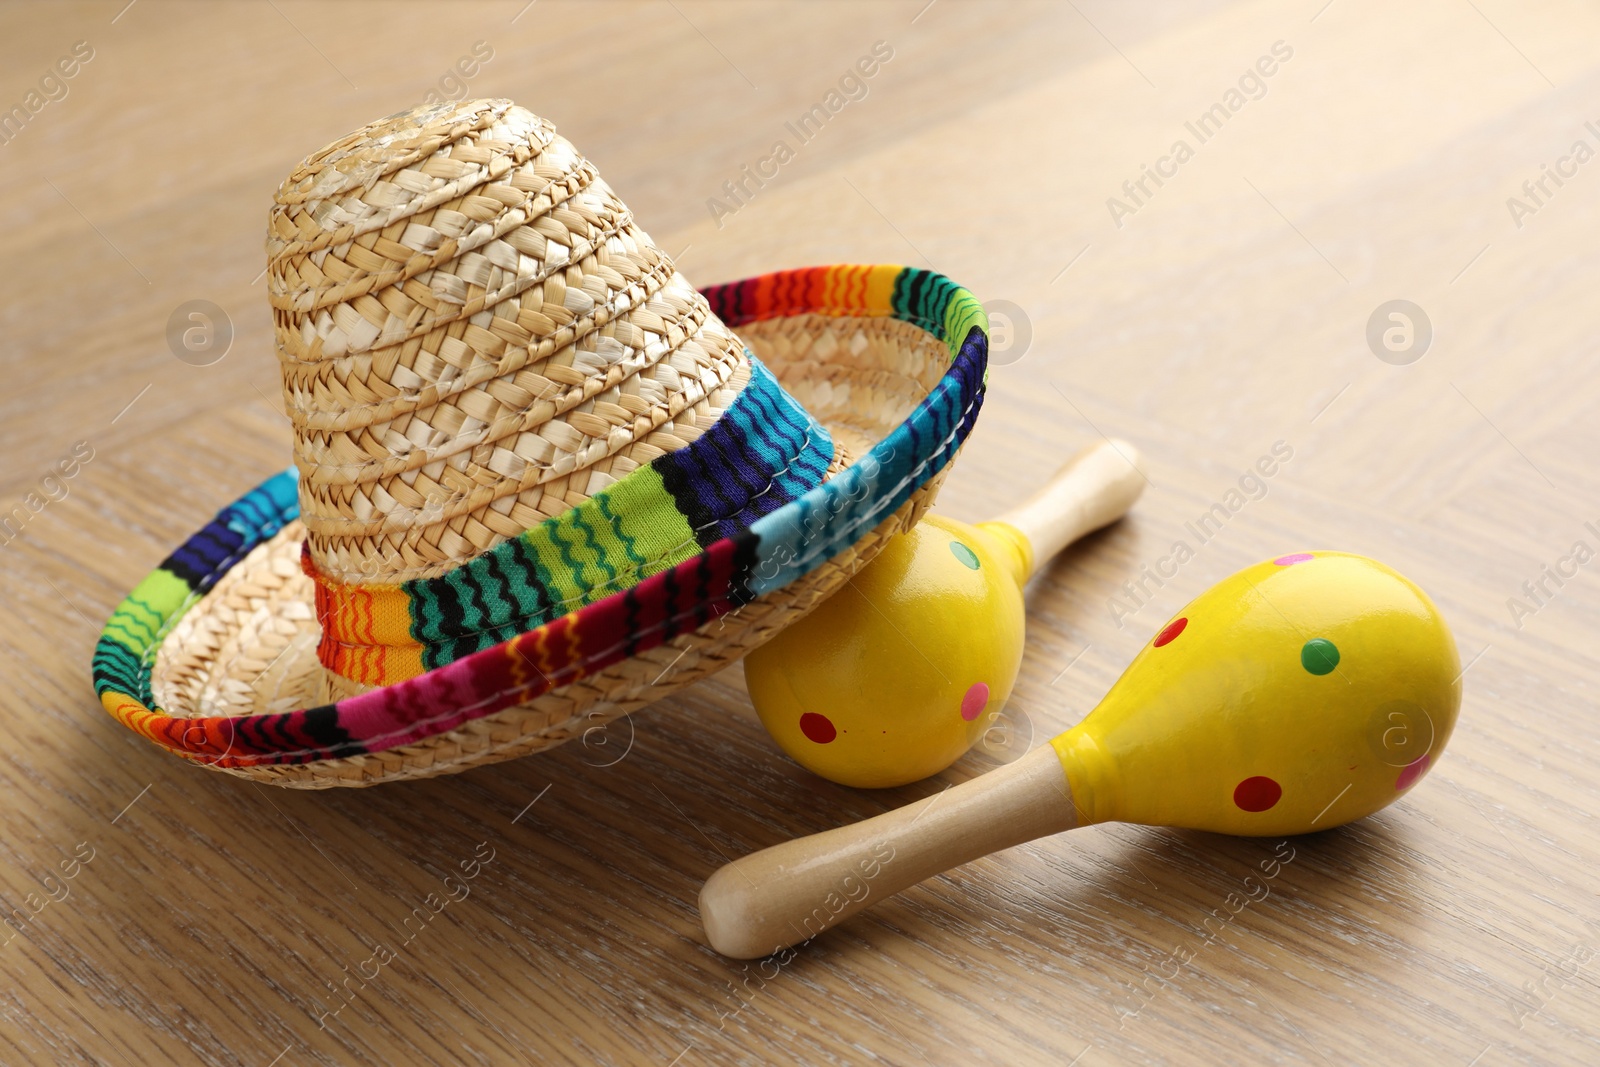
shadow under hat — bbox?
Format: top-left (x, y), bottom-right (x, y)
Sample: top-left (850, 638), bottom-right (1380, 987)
top-left (93, 100), bottom-right (989, 787)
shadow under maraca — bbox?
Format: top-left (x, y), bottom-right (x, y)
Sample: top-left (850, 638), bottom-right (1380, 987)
top-left (232, 662), bottom-right (1448, 1067)
top-left (1044, 818), bottom-right (1430, 1022)
top-left (809, 812), bottom-right (1436, 1030)
top-left (1090, 817), bottom-right (1423, 935)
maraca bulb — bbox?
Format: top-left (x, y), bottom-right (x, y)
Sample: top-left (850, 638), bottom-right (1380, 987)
top-left (1055, 551), bottom-right (1461, 836)
top-left (745, 514), bottom-right (1029, 788)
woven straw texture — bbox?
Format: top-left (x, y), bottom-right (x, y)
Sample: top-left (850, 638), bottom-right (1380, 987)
top-left (90, 99), bottom-right (990, 788)
top-left (267, 98), bottom-right (745, 586)
top-left (149, 312), bottom-right (953, 786)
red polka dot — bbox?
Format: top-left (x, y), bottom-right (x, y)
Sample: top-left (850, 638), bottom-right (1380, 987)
top-left (1233, 776), bottom-right (1282, 812)
top-left (1395, 753), bottom-right (1430, 791)
top-left (960, 682), bottom-right (990, 721)
top-left (1154, 617), bottom-right (1188, 647)
top-left (799, 713), bottom-right (837, 744)
top-left (1274, 553), bottom-right (1314, 566)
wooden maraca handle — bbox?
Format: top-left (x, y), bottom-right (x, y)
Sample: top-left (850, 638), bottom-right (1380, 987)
top-left (991, 438), bottom-right (1146, 579)
top-left (699, 747), bottom-right (1077, 958)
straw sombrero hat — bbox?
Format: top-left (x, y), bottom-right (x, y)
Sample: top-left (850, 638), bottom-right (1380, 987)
top-left (91, 99), bottom-right (988, 788)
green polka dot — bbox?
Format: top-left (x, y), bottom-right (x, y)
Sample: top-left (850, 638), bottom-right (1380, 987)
top-left (950, 541), bottom-right (980, 570)
top-left (1301, 638), bottom-right (1339, 675)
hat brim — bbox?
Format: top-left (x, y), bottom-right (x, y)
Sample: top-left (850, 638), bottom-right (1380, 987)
top-left (92, 265), bottom-right (989, 787)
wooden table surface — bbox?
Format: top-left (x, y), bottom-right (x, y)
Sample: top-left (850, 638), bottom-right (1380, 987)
top-left (2, 1), bottom-right (1597, 1064)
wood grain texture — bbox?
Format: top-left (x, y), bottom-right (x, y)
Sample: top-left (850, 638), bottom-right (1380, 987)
top-left (700, 746), bottom-right (1079, 960)
top-left (990, 439), bottom-right (1148, 574)
top-left (1, 1), bottom-right (1597, 1064)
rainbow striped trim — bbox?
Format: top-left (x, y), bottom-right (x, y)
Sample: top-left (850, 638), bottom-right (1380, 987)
top-left (308, 355), bottom-right (834, 687)
top-left (90, 265), bottom-right (988, 767)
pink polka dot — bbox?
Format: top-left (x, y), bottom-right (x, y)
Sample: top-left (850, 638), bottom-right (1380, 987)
top-left (960, 682), bottom-right (990, 721)
top-left (1395, 753), bottom-right (1430, 791)
top-left (1273, 553), bottom-right (1314, 566)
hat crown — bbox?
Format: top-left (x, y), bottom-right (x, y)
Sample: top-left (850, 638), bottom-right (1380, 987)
top-left (265, 100), bottom-right (747, 587)
top-left (266, 99), bottom-right (551, 255)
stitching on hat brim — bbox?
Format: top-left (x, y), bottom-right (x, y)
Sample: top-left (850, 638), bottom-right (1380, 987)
top-left (149, 385), bottom-right (972, 767)
top-left (95, 265), bottom-right (989, 767)
top-left (313, 360), bottom-right (828, 655)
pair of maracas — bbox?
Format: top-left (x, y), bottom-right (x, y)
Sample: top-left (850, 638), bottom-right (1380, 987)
top-left (702, 441), bottom-right (1461, 958)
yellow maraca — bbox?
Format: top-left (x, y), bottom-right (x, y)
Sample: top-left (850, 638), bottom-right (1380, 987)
top-left (745, 440), bottom-right (1148, 788)
top-left (703, 551), bottom-right (1461, 958)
